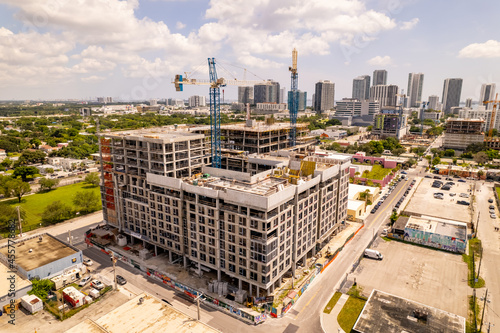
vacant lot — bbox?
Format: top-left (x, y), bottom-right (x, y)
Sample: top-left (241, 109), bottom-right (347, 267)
top-left (404, 177), bottom-right (472, 223)
top-left (352, 239), bottom-right (469, 318)
top-left (2, 182), bottom-right (101, 232)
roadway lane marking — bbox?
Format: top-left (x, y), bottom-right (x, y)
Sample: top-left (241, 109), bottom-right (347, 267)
top-left (293, 289), bottom-right (320, 320)
top-left (367, 179), bottom-right (408, 228)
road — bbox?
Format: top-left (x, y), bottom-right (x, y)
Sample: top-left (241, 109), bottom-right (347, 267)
top-left (57, 176), bottom-right (413, 333)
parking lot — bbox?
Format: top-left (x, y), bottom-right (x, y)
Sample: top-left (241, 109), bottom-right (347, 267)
top-left (403, 177), bottom-right (472, 223)
top-left (352, 239), bottom-right (469, 318)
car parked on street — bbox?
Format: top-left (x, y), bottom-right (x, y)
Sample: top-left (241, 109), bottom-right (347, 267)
top-left (116, 275), bottom-right (127, 285)
top-left (83, 259), bottom-right (93, 266)
top-left (458, 179), bottom-right (466, 183)
top-left (488, 198), bottom-right (494, 203)
top-left (79, 276), bottom-right (92, 287)
top-left (490, 213), bottom-right (497, 219)
top-left (91, 280), bottom-right (105, 290)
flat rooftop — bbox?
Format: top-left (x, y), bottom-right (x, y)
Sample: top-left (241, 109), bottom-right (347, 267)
top-left (188, 174), bottom-right (292, 196)
top-left (101, 128), bottom-right (204, 142)
top-left (191, 121), bottom-right (308, 132)
top-left (353, 289), bottom-right (466, 333)
top-left (65, 293), bottom-right (220, 333)
top-left (406, 216), bottom-right (467, 239)
top-left (0, 261), bottom-right (31, 296)
top-left (0, 234), bottom-right (78, 272)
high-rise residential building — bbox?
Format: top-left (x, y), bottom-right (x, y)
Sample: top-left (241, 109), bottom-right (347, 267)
top-left (369, 85), bottom-right (399, 108)
top-left (352, 75), bottom-right (370, 101)
top-left (98, 128), bottom-right (350, 297)
top-left (297, 90), bottom-right (307, 111)
top-left (406, 73), bottom-right (424, 108)
top-left (479, 83), bottom-right (496, 109)
top-left (150, 99), bottom-right (158, 106)
top-left (238, 86), bottom-right (254, 105)
top-left (254, 80), bottom-right (280, 104)
top-left (188, 95), bottom-right (206, 107)
top-left (442, 78), bottom-right (463, 114)
top-left (465, 98), bottom-right (473, 108)
top-left (372, 108), bottom-right (408, 139)
top-left (335, 98), bottom-right (380, 117)
top-left (372, 70), bottom-right (387, 86)
top-left (428, 95), bottom-right (439, 110)
top-left (280, 88), bottom-right (286, 104)
top-left (314, 80), bottom-right (335, 112)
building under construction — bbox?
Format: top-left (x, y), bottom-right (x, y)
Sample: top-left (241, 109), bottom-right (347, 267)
top-left (98, 127), bottom-right (350, 297)
top-left (190, 121), bottom-right (313, 155)
top-left (442, 118), bottom-right (485, 150)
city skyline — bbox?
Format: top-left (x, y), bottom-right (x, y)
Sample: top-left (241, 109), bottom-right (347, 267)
top-left (0, 0), bottom-right (499, 102)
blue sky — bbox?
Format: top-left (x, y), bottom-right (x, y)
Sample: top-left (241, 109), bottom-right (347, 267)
top-left (0, 0), bottom-right (499, 102)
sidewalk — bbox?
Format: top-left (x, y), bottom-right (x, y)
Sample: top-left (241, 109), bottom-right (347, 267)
top-left (322, 293), bottom-right (348, 333)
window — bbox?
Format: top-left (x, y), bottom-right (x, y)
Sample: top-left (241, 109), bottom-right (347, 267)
top-left (229, 264), bottom-right (235, 272)
top-left (239, 268), bottom-right (246, 277)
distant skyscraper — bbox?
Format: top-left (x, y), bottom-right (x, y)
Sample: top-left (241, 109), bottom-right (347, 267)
top-left (314, 80), bottom-right (335, 112)
top-left (479, 83), bottom-right (496, 109)
top-left (238, 86), bottom-right (254, 105)
top-left (188, 95), bottom-right (206, 107)
top-left (465, 98), bottom-right (472, 108)
top-left (369, 85), bottom-right (399, 108)
top-left (352, 75), bottom-right (370, 101)
top-left (372, 70), bottom-right (387, 86)
top-left (442, 78), bottom-right (463, 114)
top-left (298, 90), bottom-right (307, 111)
top-left (254, 80), bottom-right (280, 104)
top-left (280, 88), bottom-right (286, 104)
top-left (428, 95), bottom-right (439, 110)
top-left (407, 73), bottom-right (424, 108)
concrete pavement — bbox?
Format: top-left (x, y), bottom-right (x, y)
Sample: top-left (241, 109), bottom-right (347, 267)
top-left (322, 294), bottom-right (348, 333)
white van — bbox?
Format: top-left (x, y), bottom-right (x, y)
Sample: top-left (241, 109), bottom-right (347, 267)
top-left (364, 249), bottom-right (383, 260)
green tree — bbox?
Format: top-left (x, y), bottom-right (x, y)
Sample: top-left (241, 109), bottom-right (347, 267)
top-left (39, 177), bottom-right (59, 191)
top-left (444, 149), bottom-right (455, 157)
top-left (28, 278), bottom-right (55, 300)
top-left (84, 172), bottom-right (100, 187)
top-left (7, 179), bottom-right (31, 202)
top-left (392, 147), bottom-right (406, 156)
top-left (369, 141), bottom-right (384, 154)
top-left (432, 156), bottom-right (441, 166)
top-left (29, 138), bottom-right (42, 149)
top-left (0, 158), bottom-right (12, 169)
top-left (485, 149), bottom-right (499, 160)
top-left (13, 166), bottom-right (39, 182)
top-left (390, 211), bottom-right (398, 225)
top-left (366, 125), bottom-right (373, 131)
top-left (409, 126), bottom-right (420, 132)
top-left (45, 167), bottom-right (54, 174)
top-left (0, 204), bottom-right (19, 229)
top-left (18, 150), bottom-right (46, 165)
top-left (41, 201), bottom-right (74, 224)
top-left (73, 191), bottom-right (100, 213)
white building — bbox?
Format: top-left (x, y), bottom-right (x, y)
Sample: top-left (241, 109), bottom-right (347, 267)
top-left (428, 95), bottom-right (440, 110)
top-left (254, 103), bottom-right (287, 114)
top-left (369, 85), bottom-right (399, 108)
top-left (188, 95), bottom-right (206, 107)
top-left (335, 98), bottom-right (380, 117)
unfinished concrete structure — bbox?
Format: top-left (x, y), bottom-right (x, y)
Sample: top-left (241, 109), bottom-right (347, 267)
top-left (99, 128), bottom-right (350, 297)
top-left (443, 118), bottom-right (485, 150)
top-left (190, 122), bottom-right (313, 155)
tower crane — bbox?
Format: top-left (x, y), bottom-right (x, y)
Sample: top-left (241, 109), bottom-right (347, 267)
top-left (173, 58), bottom-right (272, 168)
top-left (288, 48), bottom-right (298, 147)
top-left (484, 93), bottom-right (499, 137)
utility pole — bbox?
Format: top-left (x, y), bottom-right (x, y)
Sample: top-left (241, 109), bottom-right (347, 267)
top-left (477, 247), bottom-right (483, 284)
top-left (472, 250), bottom-right (475, 283)
top-left (195, 294), bottom-right (203, 320)
top-left (111, 254), bottom-right (117, 290)
top-left (17, 206), bottom-right (22, 237)
top-left (479, 289), bottom-right (488, 333)
top-left (473, 289), bottom-right (477, 330)
top-left (475, 212), bottom-right (480, 237)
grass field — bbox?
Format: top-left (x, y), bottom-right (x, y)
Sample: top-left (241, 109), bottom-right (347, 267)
top-left (2, 182), bottom-right (101, 233)
top-left (337, 296), bottom-right (367, 332)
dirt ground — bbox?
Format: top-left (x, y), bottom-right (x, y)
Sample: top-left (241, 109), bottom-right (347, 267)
top-left (351, 238), bottom-right (469, 318)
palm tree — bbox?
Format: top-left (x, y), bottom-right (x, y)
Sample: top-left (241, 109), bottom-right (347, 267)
top-left (359, 189), bottom-right (370, 205)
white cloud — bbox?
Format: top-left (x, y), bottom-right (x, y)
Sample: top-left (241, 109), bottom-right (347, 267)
top-left (176, 21), bottom-right (186, 30)
top-left (81, 75), bottom-right (106, 82)
top-left (458, 40), bottom-right (500, 58)
top-left (367, 55), bottom-right (392, 66)
top-left (400, 18), bottom-right (419, 30)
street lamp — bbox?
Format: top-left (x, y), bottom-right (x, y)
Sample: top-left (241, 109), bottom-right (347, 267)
top-left (194, 293), bottom-right (203, 320)
top-left (111, 254), bottom-right (117, 290)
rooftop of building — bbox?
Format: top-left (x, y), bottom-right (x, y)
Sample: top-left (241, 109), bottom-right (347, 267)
top-left (446, 118), bottom-right (485, 123)
top-left (100, 127), bottom-right (204, 142)
top-left (348, 184), bottom-right (379, 200)
top-left (0, 233), bottom-right (78, 272)
top-left (0, 261), bottom-right (31, 296)
top-left (404, 216), bottom-right (467, 239)
top-left (65, 293), bottom-right (220, 333)
top-left (347, 199), bottom-right (365, 211)
top-left (190, 121), bottom-right (308, 132)
top-left (353, 290), bottom-right (466, 333)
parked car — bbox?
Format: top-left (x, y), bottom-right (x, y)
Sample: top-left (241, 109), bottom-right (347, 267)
top-left (401, 171), bottom-right (407, 174)
top-left (449, 193), bottom-right (456, 197)
top-left (371, 208), bottom-right (377, 214)
top-left (445, 177), bottom-right (453, 181)
top-left (83, 259), bottom-right (93, 266)
top-left (457, 200), bottom-right (470, 206)
top-left (116, 275), bottom-right (127, 285)
top-left (488, 198), bottom-right (494, 203)
top-left (364, 249), bottom-right (383, 260)
top-left (425, 175), bottom-right (432, 178)
top-left (446, 182), bottom-right (455, 186)
top-left (489, 205), bottom-right (495, 209)
top-left (79, 276), bottom-right (92, 287)
top-left (91, 280), bottom-right (105, 290)
top-left (458, 179), bottom-right (466, 183)
top-left (459, 193), bottom-right (469, 198)
top-left (441, 186), bottom-right (451, 191)
top-left (491, 213), bottom-right (497, 219)
top-left (433, 176), bottom-right (441, 179)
